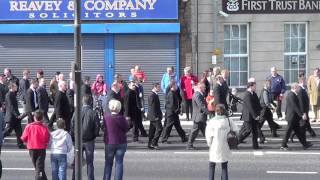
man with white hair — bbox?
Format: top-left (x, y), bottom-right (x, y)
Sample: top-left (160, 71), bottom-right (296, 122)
top-left (49, 81), bottom-right (71, 131)
top-left (280, 83), bottom-right (312, 150)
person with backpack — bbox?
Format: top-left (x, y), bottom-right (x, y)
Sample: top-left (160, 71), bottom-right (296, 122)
top-left (50, 119), bottom-right (73, 180)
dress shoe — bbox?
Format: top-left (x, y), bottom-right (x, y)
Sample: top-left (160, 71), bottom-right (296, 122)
top-left (150, 144), bottom-right (159, 150)
top-left (280, 146), bottom-right (288, 151)
top-left (303, 143), bottom-right (313, 150)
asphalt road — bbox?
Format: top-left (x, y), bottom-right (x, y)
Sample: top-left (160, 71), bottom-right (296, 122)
top-left (2, 116), bottom-right (320, 180)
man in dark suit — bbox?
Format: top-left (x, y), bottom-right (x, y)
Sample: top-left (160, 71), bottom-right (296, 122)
top-left (37, 78), bottom-right (50, 124)
top-left (124, 81), bottom-right (140, 142)
top-left (238, 82), bottom-right (262, 149)
top-left (281, 83), bottom-right (312, 150)
top-left (51, 81), bottom-right (71, 131)
top-left (18, 69), bottom-right (30, 114)
top-left (161, 82), bottom-right (187, 143)
top-left (213, 75), bottom-right (228, 109)
top-left (0, 74), bottom-right (8, 108)
top-left (147, 83), bottom-right (163, 149)
top-left (3, 68), bottom-right (19, 89)
top-left (24, 79), bottom-right (39, 123)
top-left (3, 82), bottom-right (25, 149)
top-left (105, 82), bottom-right (123, 115)
top-left (187, 82), bottom-right (209, 150)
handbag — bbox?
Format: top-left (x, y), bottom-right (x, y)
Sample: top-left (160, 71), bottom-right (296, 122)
top-left (227, 118), bottom-right (238, 149)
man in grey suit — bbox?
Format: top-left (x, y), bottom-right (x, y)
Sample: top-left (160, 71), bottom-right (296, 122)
top-left (187, 82), bottom-right (209, 150)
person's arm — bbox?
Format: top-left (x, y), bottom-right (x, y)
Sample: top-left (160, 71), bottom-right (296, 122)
top-left (195, 93), bottom-right (209, 114)
top-left (280, 76), bottom-right (286, 94)
top-left (66, 133), bottom-right (73, 153)
top-left (205, 125), bottom-right (213, 147)
top-left (160, 74), bottom-right (166, 93)
top-left (20, 125), bottom-right (29, 143)
top-left (244, 93), bottom-right (259, 119)
top-left (262, 90), bottom-right (271, 107)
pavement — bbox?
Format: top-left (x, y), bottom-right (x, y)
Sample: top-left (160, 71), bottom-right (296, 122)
top-left (2, 112), bottom-right (320, 180)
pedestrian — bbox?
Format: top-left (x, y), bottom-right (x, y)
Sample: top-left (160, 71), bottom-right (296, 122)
top-left (280, 83), bottom-right (313, 150)
top-left (36, 70), bottom-right (44, 80)
top-left (0, 74), bottom-right (8, 108)
top-left (50, 119), bottom-right (73, 180)
top-left (161, 66), bottom-right (178, 94)
top-left (82, 76), bottom-right (92, 97)
top-left (147, 83), bottom-right (163, 150)
top-left (3, 68), bottom-right (19, 88)
top-left (105, 82), bottom-right (123, 115)
top-left (91, 74), bottom-right (107, 105)
top-left (206, 104), bottom-right (238, 180)
top-left (67, 73), bottom-right (75, 118)
top-left (206, 90), bottom-right (215, 119)
top-left (3, 82), bottom-right (25, 149)
top-left (307, 68), bottom-right (320, 122)
top-left (71, 95), bottom-right (101, 180)
top-left (103, 99), bottom-right (129, 180)
top-left (187, 82), bottom-right (209, 150)
top-left (18, 69), bottom-right (30, 115)
top-left (208, 67), bottom-right (221, 90)
top-left (133, 65), bottom-right (147, 82)
top-left (21, 110), bottom-right (50, 180)
top-left (0, 105), bottom-right (5, 179)
top-left (200, 70), bottom-right (210, 97)
top-left (124, 81), bottom-right (140, 142)
top-left (161, 81), bottom-right (188, 143)
top-left (258, 80), bottom-right (281, 143)
top-left (180, 66), bottom-right (198, 121)
top-left (238, 82), bottom-right (262, 149)
top-left (49, 81), bottom-right (71, 131)
top-left (212, 75), bottom-right (228, 110)
top-left (24, 79), bottom-right (39, 123)
top-left (49, 72), bottom-right (60, 128)
top-left (37, 78), bottom-right (50, 124)
top-left (114, 73), bottom-right (128, 98)
top-left (267, 67), bottom-right (286, 120)
top-left (134, 80), bottom-right (148, 135)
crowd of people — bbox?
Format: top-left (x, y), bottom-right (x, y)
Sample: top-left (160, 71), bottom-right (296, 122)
top-left (0, 65), bottom-right (319, 180)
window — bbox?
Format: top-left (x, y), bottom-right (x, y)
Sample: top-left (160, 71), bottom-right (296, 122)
top-left (224, 24), bottom-right (248, 87)
top-left (284, 23), bottom-right (307, 84)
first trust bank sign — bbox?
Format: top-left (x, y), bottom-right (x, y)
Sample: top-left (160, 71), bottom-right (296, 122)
top-left (0, 0), bottom-right (178, 20)
top-left (223, 0), bottom-right (320, 13)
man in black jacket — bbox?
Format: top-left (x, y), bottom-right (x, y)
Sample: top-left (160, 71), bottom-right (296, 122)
top-left (124, 81), bottom-right (140, 142)
top-left (281, 83), bottom-right (312, 150)
top-left (24, 79), bottom-right (39, 123)
top-left (0, 74), bottom-right (8, 108)
top-left (147, 83), bottom-right (163, 149)
top-left (105, 82), bottom-right (123, 115)
top-left (161, 82), bottom-right (187, 143)
top-left (37, 78), bottom-right (50, 124)
top-left (71, 95), bottom-right (100, 180)
top-left (18, 69), bottom-right (30, 114)
top-left (187, 82), bottom-right (209, 150)
top-left (3, 82), bottom-right (25, 149)
top-left (4, 68), bottom-right (19, 89)
top-left (50, 81), bottom-right (71, 131)
top-left (213, 75), bottom-right (228, 110)
top-left (238, 82), bottom-right (262, 149)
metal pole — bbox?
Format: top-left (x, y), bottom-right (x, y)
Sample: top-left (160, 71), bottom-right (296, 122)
top-left (213, 0), bottom-right (218, 59)
top-left (195, 0), bottom-right (199, 76)
top-left (73, 0), bottom-right (82, 179)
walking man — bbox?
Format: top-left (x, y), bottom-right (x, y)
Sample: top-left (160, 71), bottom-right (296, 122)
top-left (37, 78), bottom-right (50, 124)
top-left (147, 83), bottom-right (163, 149)
top-left (238, 82), bottom-right (262, 149)
top-left (187, 82), bottom-right (209, 150)
top-left (280, 83), bottom-right (313, 150)
top-left (24, 79), bottom-right (39, 123)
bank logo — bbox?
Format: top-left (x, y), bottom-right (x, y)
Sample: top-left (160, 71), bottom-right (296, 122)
top-left (227, 0), bottom-right (239, 11)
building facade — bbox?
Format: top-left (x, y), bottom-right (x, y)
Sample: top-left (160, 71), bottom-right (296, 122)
top-left (191, 0), bottom-right (320, 90)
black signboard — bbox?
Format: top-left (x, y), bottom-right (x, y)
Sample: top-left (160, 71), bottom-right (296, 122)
top-left (222, 0), bottom-right (320, 14)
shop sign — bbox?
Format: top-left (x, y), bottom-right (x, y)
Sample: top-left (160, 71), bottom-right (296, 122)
top-left (0, 0), bottom-right (178, 21)
top-left (223, 0), bottom-right (320, 14)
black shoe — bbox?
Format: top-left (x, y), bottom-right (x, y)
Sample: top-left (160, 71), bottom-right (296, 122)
top-left (150, 144), bottom-right (159, 150)
top-left (186, 146), bottom-right (197, 150)
top-left (18, 144), bottom-right (26, 149)
top-left (303, 143), bottom-right (313, 150)
top-left (181, 137), bottom-right (188, 143)
top-left (280, 146), bottom-right (288, 151)
top-left (310, 132), bottom-right (316, 138)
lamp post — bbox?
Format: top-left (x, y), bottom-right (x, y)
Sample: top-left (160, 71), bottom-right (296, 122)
top-left (73, 0), bottom-right (82, 179)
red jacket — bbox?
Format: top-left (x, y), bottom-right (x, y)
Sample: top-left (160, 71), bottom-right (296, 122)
top-left (134, 70), bottom-right (147, 82)
top-left (21, 121), bottom-right (50, 150)
top-left (181, 75), bottom-right (198, 100)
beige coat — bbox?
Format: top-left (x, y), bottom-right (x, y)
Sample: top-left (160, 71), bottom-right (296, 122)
top-left (307, 75), bottom-right (320, 106)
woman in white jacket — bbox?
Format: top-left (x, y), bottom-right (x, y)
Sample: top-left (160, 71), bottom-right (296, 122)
top-left (206, 104), bottom-right (238, 180)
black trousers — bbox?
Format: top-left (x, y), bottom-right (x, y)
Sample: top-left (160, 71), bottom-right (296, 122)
top-left (137, 111), bottom-right (147, 136)
top-left (258, 107), bottom-right (280, 139)
top-left (148, 121), bottom-right (163, 146)
top-left (161, 114), bottom-right (186, 142)
top-left (4, 120), bottom-right (23, 146)
top-left (238, 120), bottom-right (259, 149)
top-left (290, 114), bottom-right (316, 139)
top-left (187, 121), bottom-right (206, 147)
top-left (272, 93), bottom-right (282, 118)
top-left (184, 99), bottom-right (193, 120)
top-left (42, 111), bottom-right (49, 124)
top-left (48, 111), bottom-right (56, 128)
top-left (29, 149), bottom-right (47, 180)
top-left (282, 119), bottom-right (307, 147)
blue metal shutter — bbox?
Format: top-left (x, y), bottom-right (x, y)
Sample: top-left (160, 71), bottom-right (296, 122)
top-left (114, 35), bottom-right (178, 109)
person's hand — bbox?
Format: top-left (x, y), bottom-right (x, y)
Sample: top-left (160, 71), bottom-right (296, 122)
top-left (302, 113), bottom-right (307, 120)
top-left (255, 116), bottom-right (260, 121)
